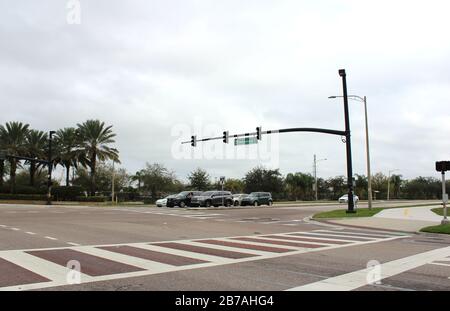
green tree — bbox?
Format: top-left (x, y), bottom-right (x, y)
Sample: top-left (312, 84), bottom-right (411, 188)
top-left (188, 168), bottom-right (210, 191)
top-left (285, 172), bottom-right (315, 200)
top-left (224, 178), bottom-right (245, 193)
top-left (141, 163), bottom-right (180, 198)
top-left (24, 129), bottom-right (47, 186)
top-left (244, 166), bottom-right (284, 198)
top-left (55, 127), bottom-right (79, 186)
top-left (324, 176), bottom-right (346, 200)
top-left (0, 122), bottom-right (30, 193)
top-left (354, 174), bottom-right (368, 199)
top-left (76, 120), bottom-right (119, 195)
top-left (372, 172), bottom-right (388, 199)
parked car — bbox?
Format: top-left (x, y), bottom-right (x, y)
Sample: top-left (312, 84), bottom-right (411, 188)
top-left (240, 192), bottom-right (273, 206)
top-left (156, 194), bottom-right (176, 207)
top-left (190, 191), bottom-right (233, 207)
top-left (166, 191), bottom-right (203, 208)
top-left (338, 194), bottom-right (359, 204)
top-left (232, 193), bottom-right (248, 206)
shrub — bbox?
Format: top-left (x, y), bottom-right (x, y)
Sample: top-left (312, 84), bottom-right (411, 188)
top-left (75, 196), bottom-right (106, 202)
top-left (0, 194), bottom-right (49, 201)
top-left (52, 186), bottom-right (85, 201)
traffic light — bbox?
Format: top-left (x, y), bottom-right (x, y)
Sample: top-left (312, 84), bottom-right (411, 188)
top-left (256, 127), bottom-right (261, 140)
top-left (222, 131), bottom-right (229, 143)
top-left (191, 135), bottom-right (196, 147)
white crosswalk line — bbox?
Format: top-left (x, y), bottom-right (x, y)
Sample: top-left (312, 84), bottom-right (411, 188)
top-left (0, 250), bottom-right (94, 284)
top-left (318, 230), bottom-right (397, 238)
top-left (75, 246), bottom-right (174, 272)
top-left (292, 232), bottom-right (376, 240)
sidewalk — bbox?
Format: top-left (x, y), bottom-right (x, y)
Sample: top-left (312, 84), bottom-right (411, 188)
top-left (325, 206), bottom-right (443, 233)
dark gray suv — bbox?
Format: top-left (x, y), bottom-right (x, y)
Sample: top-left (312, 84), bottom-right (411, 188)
top-left (190, 191), bottom-right (233, 207)
top-left (240, 192), bottom-right (273, 206)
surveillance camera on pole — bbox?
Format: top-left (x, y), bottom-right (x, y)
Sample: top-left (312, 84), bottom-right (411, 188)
top-left (222, 131), bottom-right (229, 144)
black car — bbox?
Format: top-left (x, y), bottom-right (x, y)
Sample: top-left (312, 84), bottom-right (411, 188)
top-left (190, 191), bottom-right (233, 207)
top-left (240, 192), bottom-right (273, 206)
top-left (166, 191), bottom-right (203, 208)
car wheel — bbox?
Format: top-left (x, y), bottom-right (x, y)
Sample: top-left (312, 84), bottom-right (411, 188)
top-left (234, 201), bottom-right (239, 206)
top-left (205, 200), bottom-right (211, 208)
top-left (268, 201), bottom-right (273, 206)
top-left (225, 200), bottom-right (231, 207)
top-left (180, 202), bottom-right (186, 208)
top-left (253, 201), bottom-right (258, 207)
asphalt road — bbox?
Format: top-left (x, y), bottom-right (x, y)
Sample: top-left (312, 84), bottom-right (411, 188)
top-left (0, 201), bottom-right (449, 291)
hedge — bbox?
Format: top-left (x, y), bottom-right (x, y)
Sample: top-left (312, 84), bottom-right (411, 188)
top-left (0, 193), bottom-right (49, 201)
top-left (52, 186), bottom-right (85, 201)
top-left (75, 196), bottom-right (107, 202)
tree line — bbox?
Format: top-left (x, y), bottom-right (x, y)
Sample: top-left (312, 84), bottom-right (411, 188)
top-left (0, 120), bottom-right (445, 201)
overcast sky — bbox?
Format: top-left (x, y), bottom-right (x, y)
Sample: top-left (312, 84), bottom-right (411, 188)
top-left (1, 0), bottom-right (449, 182)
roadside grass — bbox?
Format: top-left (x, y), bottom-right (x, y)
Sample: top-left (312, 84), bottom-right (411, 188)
top-left (420, 224), bottom-right (450, 235)
top-left (431, 208), bottom-right (443, 216)
top-left (313, 207), bottom-right (385, 219)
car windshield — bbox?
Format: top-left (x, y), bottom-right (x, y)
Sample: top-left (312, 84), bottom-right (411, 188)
top-left (249, 193), bottom-right (258, 197)
top-left (176, 191), bottom-right (190, 198)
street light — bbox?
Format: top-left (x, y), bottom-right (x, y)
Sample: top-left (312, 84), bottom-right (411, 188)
top-left (47, 130), bottom-right (56, 206)
top-left (387, 169), bottom-right (400, 201)
top-left (329, 95), bottom-right (372, 209)
top-left (313, 154), bottom-right (327, 201)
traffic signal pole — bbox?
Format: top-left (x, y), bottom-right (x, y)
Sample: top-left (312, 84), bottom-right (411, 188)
top-left (184, 69), bottom-right (356, 213)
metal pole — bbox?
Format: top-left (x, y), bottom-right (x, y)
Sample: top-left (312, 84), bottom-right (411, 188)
top-left (387, 171), bottom-right (391, 201)
top-left (46, 131), bottom-right (55, 206)
top-left (314, 154), bottom-right (318, 201)
top-left (111, 160), bottom-right (115, 204)
top-left (339, 69), bottom-right (355, 213)
top-left (442, 171), bottom-right (449, 225)
top-left (364, 96), bottom-right (373, 209)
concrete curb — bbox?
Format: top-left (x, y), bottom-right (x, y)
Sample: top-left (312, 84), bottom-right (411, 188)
top-left (312, 218), bottom-right (419, 234)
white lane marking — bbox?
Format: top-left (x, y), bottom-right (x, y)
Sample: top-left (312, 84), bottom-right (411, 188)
top-left (11, 228), bottom-right (20, 231)
top-left (259, 235), bottom-right (335, 247)
top-left (0, 250), bottom-right (94, 284)
top-left (0, 225), bottom-right (6, 227)
top-left (287, 246), bottom-right (450, 291)
top-left (25, 232), bottom-right (36, 235)
top-left (66, 242), bottom-right (80, 246)
top-left (44, 236), bottom-right (58, 241)
top-left (429, 262), bottom-right (450, 267)
top-left (287, 233), bottom-right (363, 243)
top-left (282, 224), bottom-right (298, 226)
top-left (318, 230), bottom-right (396, 238)
top-left (187, 240), bottom-right (286, 257)
top-left (75, 246), bottom-right (174, 271)
top-left (290, 232), bottom-right (376, 240)
top-left (132, 243), bottom-right (231, 264)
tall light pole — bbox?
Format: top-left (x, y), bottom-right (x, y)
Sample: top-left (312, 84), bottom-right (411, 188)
top-left (387, 169), bottom-right (399, 201)
top-left (313, 154), bottom-right (327, 201)
top-left (46, 131), bottom-right (56, 206)
top-left (111, 160), bottom-right (115, 204)
top-left (329, 95), bottom-right (372, 209)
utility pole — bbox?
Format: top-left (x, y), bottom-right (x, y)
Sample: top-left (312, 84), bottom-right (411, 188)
top-left (46, 131), bottom-right (56, 206)
top-left (387, 169), bottom-right (399, 201)
top-left (111, 160), bottom-right (115, 204)
top-left (313, 154), bottom-right (327, 201)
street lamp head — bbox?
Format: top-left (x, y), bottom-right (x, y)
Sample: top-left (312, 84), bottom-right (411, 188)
top-left (338, 69), bottom-right (346, 77)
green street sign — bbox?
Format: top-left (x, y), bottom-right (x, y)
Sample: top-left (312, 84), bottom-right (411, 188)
top-left (234, 137), bottom-right (258, 146)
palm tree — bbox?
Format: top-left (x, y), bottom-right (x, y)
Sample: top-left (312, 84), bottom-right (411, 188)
top-left (76, 120), bottom-right (119, 196)
top-left (0, 122), bottom-right (30, 193)
top-left (55, 127), bottom-right (79, 186)
top-left (24, 129), bottom-right (47, 186)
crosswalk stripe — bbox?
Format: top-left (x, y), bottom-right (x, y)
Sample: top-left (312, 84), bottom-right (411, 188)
top-left (289, 232), bottom-right (375, 241)
top-left (318, 230), bottom-right (396, 238)
top-left (76, 246), bottom-right (174, 272)
top-left (231, 237), bottom-right (324, 248)
top-left (194, 239), bottom-right (295, 254)
top-left (0, 251), bottom-right (94, 284)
